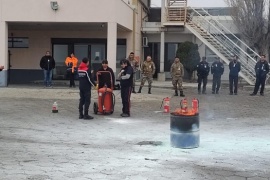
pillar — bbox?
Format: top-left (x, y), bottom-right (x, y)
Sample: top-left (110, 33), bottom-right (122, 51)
top-left (107, 22), bottom-right (117, 73)
top-left (158, 31), bottom-right (165, 81)
top-left (0, 21), bottom-right (8, 87)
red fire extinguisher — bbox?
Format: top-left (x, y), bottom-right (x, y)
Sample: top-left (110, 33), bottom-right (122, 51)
top-left (192, 98), bottom-right (199, 114)
top-left (162, 97), bottom-right (170, 113)
top-left (180, 98), bottom-right (188, 113)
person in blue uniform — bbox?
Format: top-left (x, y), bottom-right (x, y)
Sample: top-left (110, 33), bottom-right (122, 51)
top-left (196, 57), bottom-right (210, 94)
top-left (250, 55), bottom-right (269, 96)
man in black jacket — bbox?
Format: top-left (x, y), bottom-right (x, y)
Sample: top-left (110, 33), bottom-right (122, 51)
top-left (229, 55), bottom-right (241, 95)
top-left (96, 60), bottom-right (115, 89)
top-left (118, 59), bottom-right (133, 117)
top-left (211, 57), bottom-right (224, 94)
top-left (197, 57), bottom-right (210, 94)
top-left (250, 55), bottom-right (269, 96)
top-left (78, 57), bottom-right (97, 120)
top-left (40, 51), bottom-right (55, 87)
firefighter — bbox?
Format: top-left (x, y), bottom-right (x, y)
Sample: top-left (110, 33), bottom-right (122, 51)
top-left (250, 55), bottom-right (269, 96)
top-left (78, 57), bottom-right (97, 120)
top-left (229, 55), bottom-right (241, 95)
top-left (211, 57), bottom-right (224, 94)
top-left (170, 57), bottom-right (185, 97)
top-left (137, 56), bottom-right (156, 94)
top-left (196, 57), bottom-right (210, 94)
top-left (118, 59), bottom-right (133, 117)
top-left (127, 52), bottom-right (139, 93)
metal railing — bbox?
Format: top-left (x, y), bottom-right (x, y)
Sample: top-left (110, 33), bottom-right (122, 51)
top-left (165, 0), bottom-right (187, 23)
top-left (187, 7), bottom-right (258, 83)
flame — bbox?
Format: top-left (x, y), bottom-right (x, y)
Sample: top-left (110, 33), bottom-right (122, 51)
top-left (173, 108), bottom-right (197, 116)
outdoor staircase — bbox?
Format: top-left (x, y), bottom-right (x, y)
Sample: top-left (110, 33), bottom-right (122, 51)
top-left (162, 1), bottom-right (264, 85)
top-left (184, 7), bottom-right (263, 85)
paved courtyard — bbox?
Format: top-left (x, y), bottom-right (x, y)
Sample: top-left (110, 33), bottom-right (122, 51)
top-left (0, 84), bottom-right (270, 180)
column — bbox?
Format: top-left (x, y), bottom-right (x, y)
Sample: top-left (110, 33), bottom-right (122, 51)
top-left (158, 31), bottom-right (165, 81)
top-left (107, 22), bottom-right (117, 73)
top-left (0, 21), bottom-right (8, 87)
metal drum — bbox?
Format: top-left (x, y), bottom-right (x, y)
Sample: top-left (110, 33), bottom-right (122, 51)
top-left (170, 113), bottom-right (199, 149)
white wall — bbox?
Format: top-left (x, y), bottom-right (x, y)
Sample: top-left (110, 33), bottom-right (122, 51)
top-left (0, 0), bottom-right (133, 30)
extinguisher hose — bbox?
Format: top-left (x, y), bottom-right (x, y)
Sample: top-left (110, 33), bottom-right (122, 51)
top-left (111, 93), bottom-right (115, 112)
top-left (160, 98), bottom-right (165, 109)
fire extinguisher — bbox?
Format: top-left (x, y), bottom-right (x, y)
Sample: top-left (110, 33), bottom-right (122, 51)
top-left (192, 98), bottom-right (199, 114)
top-left (52, 101), bottom-right (58, 113)
top-left (161, 97), bottom-right (170, 113)
top-left (180, 98), bottom-right (188, 113)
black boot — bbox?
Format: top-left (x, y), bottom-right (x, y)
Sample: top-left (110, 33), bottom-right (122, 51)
top-left (79, 112), bottom-right (84, 119)
top-left (174, 90), bottom-right (178, 96)
top-left (84, 111), bottom-right (93, 120)
top-left (132, 87), bottom-right (136, 93)
top-left (137, 86), bottom-right (142, 93)
top-left (79, 108), bottom-right (83, 119)
top-left (148, 88), bottom-right (151, 94)
top-left (180, 91), bottom-right (185, 97)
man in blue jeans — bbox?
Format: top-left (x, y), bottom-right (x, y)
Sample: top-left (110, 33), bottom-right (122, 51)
top-left (40, 51), bottom-right (55, 87)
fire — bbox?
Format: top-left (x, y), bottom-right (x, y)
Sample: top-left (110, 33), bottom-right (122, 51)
top-left (173, 108), bottom-right (197, 116)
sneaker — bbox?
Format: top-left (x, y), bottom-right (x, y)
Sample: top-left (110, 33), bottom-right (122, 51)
top-left (83, 115), bottom-right (94, 120)
top-left (79, 114), bottom-right (84, 119)
top-left (121, 113), bottom-right (130, 117)
top-left (250, 93), bottom-right (256, 96)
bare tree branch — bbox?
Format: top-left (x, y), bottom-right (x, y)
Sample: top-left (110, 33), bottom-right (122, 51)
top-left (225, 0), bottom-right (269, 54)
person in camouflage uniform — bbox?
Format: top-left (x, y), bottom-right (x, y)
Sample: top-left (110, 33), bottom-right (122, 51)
top-left (170, 57), bottom-right (185, 97)
top-left (137, 56), bottom-right (156, 94)
top-left (127, 52), bottom-right (139, 93)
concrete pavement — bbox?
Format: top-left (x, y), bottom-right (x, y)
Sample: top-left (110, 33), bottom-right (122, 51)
top-left (0, 85), bottom-right (270, 180)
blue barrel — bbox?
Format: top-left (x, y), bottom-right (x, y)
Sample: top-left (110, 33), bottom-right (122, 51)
top-left (170, 113), bottom-right (199, 149)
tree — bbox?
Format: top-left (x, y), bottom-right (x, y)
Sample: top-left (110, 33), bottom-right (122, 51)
top-left (225, 0), bottom-right (270, 55)
top-left (176, 41), bottom-right (201, 81)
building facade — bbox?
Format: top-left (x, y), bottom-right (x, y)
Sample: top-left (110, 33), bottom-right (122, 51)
top-left (0, 0), bottom-right (148, 86)
top-left (1, 0), bottom-right (256, 86)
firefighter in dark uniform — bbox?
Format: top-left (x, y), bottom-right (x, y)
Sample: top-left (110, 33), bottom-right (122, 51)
top-left (196, 57), bottom-right (210, 94)
top-left (250, 55), bottom-right (269, 96)
top-left (96, 60), bottom-right (115, 89)
top-left (78, 57), bottom-right (97, 120)
top-left (211, 57), bottom-right (224, 94)
top-left (118, 59), bottom-right (133, 117)
top-left (229, 55), bottom-right (241, 95)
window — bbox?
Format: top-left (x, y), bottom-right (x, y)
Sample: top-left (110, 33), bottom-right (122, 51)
top-left (8, 37), bottom-right (29, 48)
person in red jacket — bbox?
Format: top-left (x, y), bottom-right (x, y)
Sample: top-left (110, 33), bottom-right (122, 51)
top-left (78, 57), bottom-right (97, 120)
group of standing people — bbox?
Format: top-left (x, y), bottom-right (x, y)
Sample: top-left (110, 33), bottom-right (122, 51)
top-left (38, 49), bottom-right (270, 120)
top-left (40, 51), bottom-right (79, 88)
top-left (195, 55), bottom-right (241, 95)
top-left (194, 54), bottom-right (269, 96)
